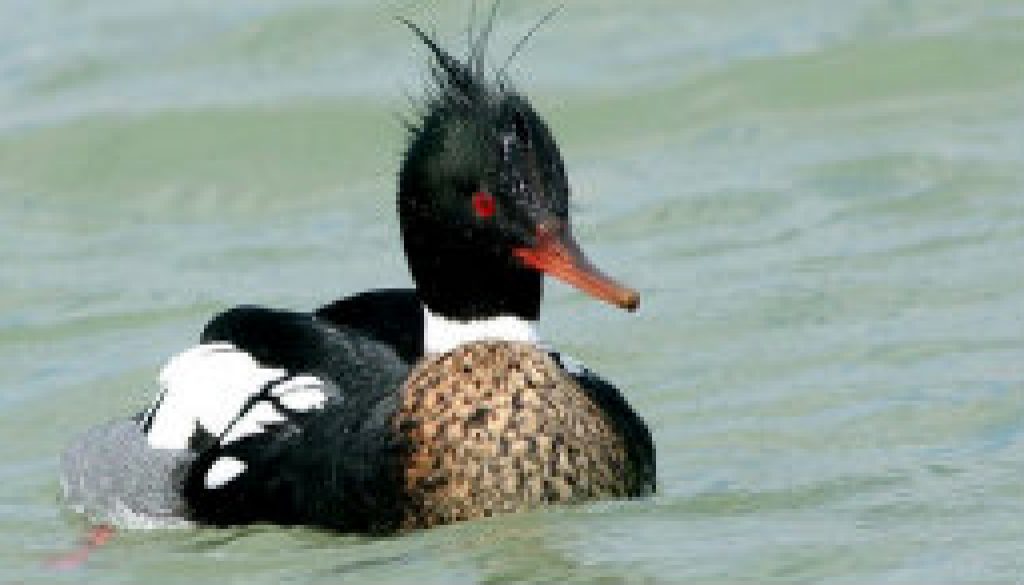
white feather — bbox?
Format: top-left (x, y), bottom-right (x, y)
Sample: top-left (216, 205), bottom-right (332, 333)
top-left (146, 343), bottom-right (287, 450)
top-left (220, 401), bottom-right (288, 445)
top-left (204, 457), bottom-right (247, 489)
top-left (271, 375), bottom-right (328, 411)
top-left (424, 306), bottom-right (539, 354)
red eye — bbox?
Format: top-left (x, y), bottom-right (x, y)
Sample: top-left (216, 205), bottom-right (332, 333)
top-left (472, 191), bottom-right (496, 219)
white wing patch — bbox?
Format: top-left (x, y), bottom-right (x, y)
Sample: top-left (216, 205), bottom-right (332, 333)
top-left (272, 375), bottom-right (329, 411)
top-left (144, 343), bottom-right (328, 454)
top-left (220, 402), bottom-right (287, 446)
top-left (204, 457), bottom-right (247, 489)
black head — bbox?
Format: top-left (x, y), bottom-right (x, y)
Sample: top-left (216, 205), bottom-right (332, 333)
top-left (398, 20), bottom-right (638, 322)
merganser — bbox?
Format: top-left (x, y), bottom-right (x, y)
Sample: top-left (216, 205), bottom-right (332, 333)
top-left (59, 18), bottom-right (655, 534)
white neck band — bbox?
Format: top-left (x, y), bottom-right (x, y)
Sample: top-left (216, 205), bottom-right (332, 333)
top-left (423, 306), bottom-right (539, 354)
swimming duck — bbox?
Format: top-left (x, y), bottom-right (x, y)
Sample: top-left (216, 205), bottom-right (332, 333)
top-left (60, 20), bottom-right (655, 534)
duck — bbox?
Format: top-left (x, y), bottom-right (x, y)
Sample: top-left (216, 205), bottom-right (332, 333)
top-left (59, 18), bottom-right (655, 535)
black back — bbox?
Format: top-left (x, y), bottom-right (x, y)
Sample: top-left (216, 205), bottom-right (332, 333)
top-left (315, 289), bottom-right (423, 364)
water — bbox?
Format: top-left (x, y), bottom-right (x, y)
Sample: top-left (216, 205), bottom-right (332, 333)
top-left (3, 0), bottom-right (1024, 581)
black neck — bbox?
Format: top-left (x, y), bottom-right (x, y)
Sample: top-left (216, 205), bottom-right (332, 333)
top-left (401, 230), bottom-right (543, 322)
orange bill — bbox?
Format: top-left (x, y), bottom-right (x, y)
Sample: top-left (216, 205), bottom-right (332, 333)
top-left (513, 223), bottom-right (639, 312)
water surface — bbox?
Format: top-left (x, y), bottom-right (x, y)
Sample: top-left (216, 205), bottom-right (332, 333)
top-left (3, 0), bottom-right (1024, 582)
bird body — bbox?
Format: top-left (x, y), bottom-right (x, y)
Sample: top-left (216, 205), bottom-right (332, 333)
top-left (60, 16), bottom-right (655, 534)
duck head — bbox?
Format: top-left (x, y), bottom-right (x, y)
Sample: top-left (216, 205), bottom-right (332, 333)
top-left (398, 21), bottom-right (638, 329)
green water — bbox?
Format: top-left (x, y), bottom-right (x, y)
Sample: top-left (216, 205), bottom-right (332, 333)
top-left (3, 0), bottom-right (1024, 582)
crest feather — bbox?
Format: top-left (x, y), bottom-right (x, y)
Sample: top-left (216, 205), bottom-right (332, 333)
top-left (399, 17), bottom-right (495, 116)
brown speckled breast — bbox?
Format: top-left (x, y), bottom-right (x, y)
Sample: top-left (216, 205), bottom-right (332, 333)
top-left (395, 341), bottom-right (652, 529)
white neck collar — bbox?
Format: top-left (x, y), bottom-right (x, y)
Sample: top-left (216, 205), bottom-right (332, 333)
top-left (423, 306), bottom-right (539, 354)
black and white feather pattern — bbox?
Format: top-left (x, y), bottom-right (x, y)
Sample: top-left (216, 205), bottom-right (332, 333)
top-left (141, 343), bottom-right (337, 489)
top-left (165, 306), bottom-right (412, 530)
